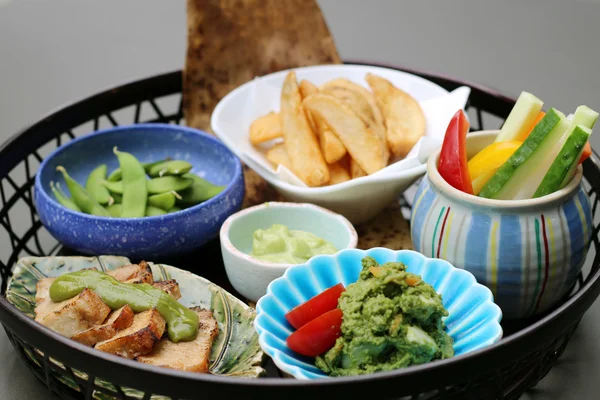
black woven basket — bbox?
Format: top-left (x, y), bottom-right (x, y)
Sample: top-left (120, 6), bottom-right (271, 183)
top-left (1, 62), bottom-right (599, 400)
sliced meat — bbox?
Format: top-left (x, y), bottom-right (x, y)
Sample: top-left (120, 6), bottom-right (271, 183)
top-left (34, 288), bottom-right (111, 338)
top-left (152, 280), bottom-right (181, 300)
top-left (71, 305), bottom-right (135, 346)
top-left (95, 308), bottom-right (165, 359)
top-left (34, 277), bottom-right (57, 317)
top-left (107, 261), bottom-right (153, 284)
top-left (136, 307), bottom-right (219, 373)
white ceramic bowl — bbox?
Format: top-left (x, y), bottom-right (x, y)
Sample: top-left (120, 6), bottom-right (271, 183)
top-left (219, 202), bottom-right (358, 302)
top-left (211, 64), bottom-right (470, 224)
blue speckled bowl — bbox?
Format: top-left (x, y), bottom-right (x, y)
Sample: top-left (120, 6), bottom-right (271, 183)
top-left (254, 248), bottom-right (503, 380)
top-left (34, 124), bottom-right (244, 259)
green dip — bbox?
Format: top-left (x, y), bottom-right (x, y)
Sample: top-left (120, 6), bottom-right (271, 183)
top-left (315, 256), bottom-right (454, 376)
top-left (250, 224), bottom-right (337, 264)
top-left (49, 270), bottom-right (199, 343)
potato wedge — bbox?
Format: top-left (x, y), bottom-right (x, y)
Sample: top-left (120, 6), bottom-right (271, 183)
top-left (299, 80), bottom-right (346, 164)
top-left (303, 94), bottom-right (388, 175)
top-left (320, 79), bottom-right (387, 147)
top-left (328, 161), bottom-right (351, 185)
top-left (350, 158), bottom-right (367, 179)
top-left (266, 143), bottom-right (293, 170)
top-left (366, 73), bottom-right (426, 158)
top-left (280, 72), bottom-right (329, 186)
top-left (249, 112), bottom-right (282, 145)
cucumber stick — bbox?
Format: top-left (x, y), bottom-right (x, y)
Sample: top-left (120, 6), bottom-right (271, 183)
top-left (495, 91), bottom-right (544, 142)
top-left (479, 108), bottom-right (566, 199)
top-left (533, 126), bottom-right (592, 197)
top-left (499, 106), bottom-right (597, 199)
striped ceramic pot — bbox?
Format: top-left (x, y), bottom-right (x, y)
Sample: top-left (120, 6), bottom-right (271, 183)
top-left (410, 131), bottom-right (592, 320)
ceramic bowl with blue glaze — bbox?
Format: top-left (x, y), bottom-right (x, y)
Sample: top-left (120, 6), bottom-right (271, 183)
top-left (254, 247), bottom-right (502, 379)
top-left (34, 124), bottom-right (244, 259)
top-left (411, 130), bottom-right (592, 320)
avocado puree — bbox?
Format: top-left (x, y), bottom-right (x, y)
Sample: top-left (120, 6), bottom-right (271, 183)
top-left (250, 224), bottom-right (337, 264)
top-left (315, 256), bottom-right (454, 376)
top-left (49, 270), bottom-right (198, 343)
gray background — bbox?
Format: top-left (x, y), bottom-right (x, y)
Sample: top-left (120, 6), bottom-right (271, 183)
top-left (0, 0), bottom-right (599, 398)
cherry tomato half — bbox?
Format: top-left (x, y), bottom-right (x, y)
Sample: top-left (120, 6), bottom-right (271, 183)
top-left (285, 283), bottom-right (345, 329)
top-left (286, 308), bottom-right (343, 357)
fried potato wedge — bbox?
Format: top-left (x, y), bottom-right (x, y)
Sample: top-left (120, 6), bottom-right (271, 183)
top-left (249, 112), bottom-right (282, 145)
top-left (280, 72), bottom-right (329, 186)
top-left (72, 305), bottom-right (135, 347)
top-left (328, 161), bottom-right (351, 185)
top-left (136, 308), bottom-right (218, 373)
top-left (302, 94), bottom-right (388, 175)
top-left (350, 158), bottom-right (368, 179)
top-left (95, 308), bottom-right (166, 359)
top-left (266, 143), bottom-right (293, 170)
top-left (366, 73), bottom-right (426, 158)
top-left (320, 78), bottom-right (387, 147)
top-left (299, 79), bottom-right (346, 164)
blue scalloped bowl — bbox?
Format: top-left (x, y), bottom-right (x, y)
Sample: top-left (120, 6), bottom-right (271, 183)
top-left (254, 248), bottom-right (503, 379)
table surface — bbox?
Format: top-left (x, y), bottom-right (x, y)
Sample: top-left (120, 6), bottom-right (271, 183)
top-left (2, 0), bottom-right (600, 399)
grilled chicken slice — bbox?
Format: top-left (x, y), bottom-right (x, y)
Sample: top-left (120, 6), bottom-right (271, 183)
top-left (95, 308), bottom-right (165, 359)
top-left (34, 288), bottom-right (111, 338)
top-left (107, 261), bottom-right (153, 284)
top-left (136, 307), bottom-right (218, 373)
top-left (152, 280), bottom-right (181, 300)
top-left (71, 305), bottom-right (135, 346)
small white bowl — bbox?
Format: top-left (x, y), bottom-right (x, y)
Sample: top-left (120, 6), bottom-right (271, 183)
top-left (211, 64), bottom-right (470, 224)
top-left (219, 202), bottom-right (358, 302)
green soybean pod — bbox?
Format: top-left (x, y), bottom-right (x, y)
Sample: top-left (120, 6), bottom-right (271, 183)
top-left (111, 192), bottom-right (123, 204)
top-left (146, 206), bottom-right (167, 217)
top-left (167, 206), bottom-right (182, 213)
top-left (85, 164), bottom-right (113, 205)
top-left (147, 160), bottom-right (193, 178)
top-left (56, 166), bottom-right (111, 217)
top-left (113, 147), bottom-right (147, 218)
top-left (106, 203), bottom-right (122, 218)
top-left (178, 174), bottom-right (226, 205)
top-left (102, 180), bottom-right (124, 194)
top-left (50, 181), bottom-right (81, 212)
top-left (108, 158), bottom-right (171, 182)
top-left (147, 176), bottom-right (193, 194)
top-left (147, 191), bottom-right (178, 210)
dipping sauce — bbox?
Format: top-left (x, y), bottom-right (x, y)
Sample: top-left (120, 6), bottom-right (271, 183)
top-left (250, 224), bottom-right (337, 264)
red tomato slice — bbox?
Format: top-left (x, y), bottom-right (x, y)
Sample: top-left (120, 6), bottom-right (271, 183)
top-left (286, 308), bottom-right (343, 357)
top-left (285, 283), bottom-right (345, 329)
top-left (438, 109), bottom-right (473, 195)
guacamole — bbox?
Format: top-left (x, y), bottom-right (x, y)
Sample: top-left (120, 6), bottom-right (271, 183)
top-left (315, 256), bottom-right (454, 376)
top-left (250, 224), bottom-right (338, 264)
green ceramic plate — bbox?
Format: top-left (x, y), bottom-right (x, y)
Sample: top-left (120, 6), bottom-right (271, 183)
top-left (6, 256), bottom-right (265, 399)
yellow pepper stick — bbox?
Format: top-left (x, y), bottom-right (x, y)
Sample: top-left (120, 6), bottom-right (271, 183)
top-left (468, 141), bottom-right (522, 195)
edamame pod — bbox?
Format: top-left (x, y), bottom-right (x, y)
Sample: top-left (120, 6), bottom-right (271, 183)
top-left (167, 206), bottom-right (182, 213)
top-left (56, 166), bottom-right (111, 217)
top-left (106, 203), bottom-right (122, 217)
top-left (85, 164), bottom-right (113, 205)
top-left (147, 191), bottom-right (179, 210)
top-left (147, 160), bottom-right (193, 177)
top-left (177, 174), bottom-right (226, 205)
top-left (113, 147), bottom-right (147, 218)
top-left (102, 177), bottom-right (193, 195)
top-left (146, 206), bottom-right (167, 217)
top-left (50, 181), bottom-right (81, 212)
top-left (107, 158), bottom-right (171, 182)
